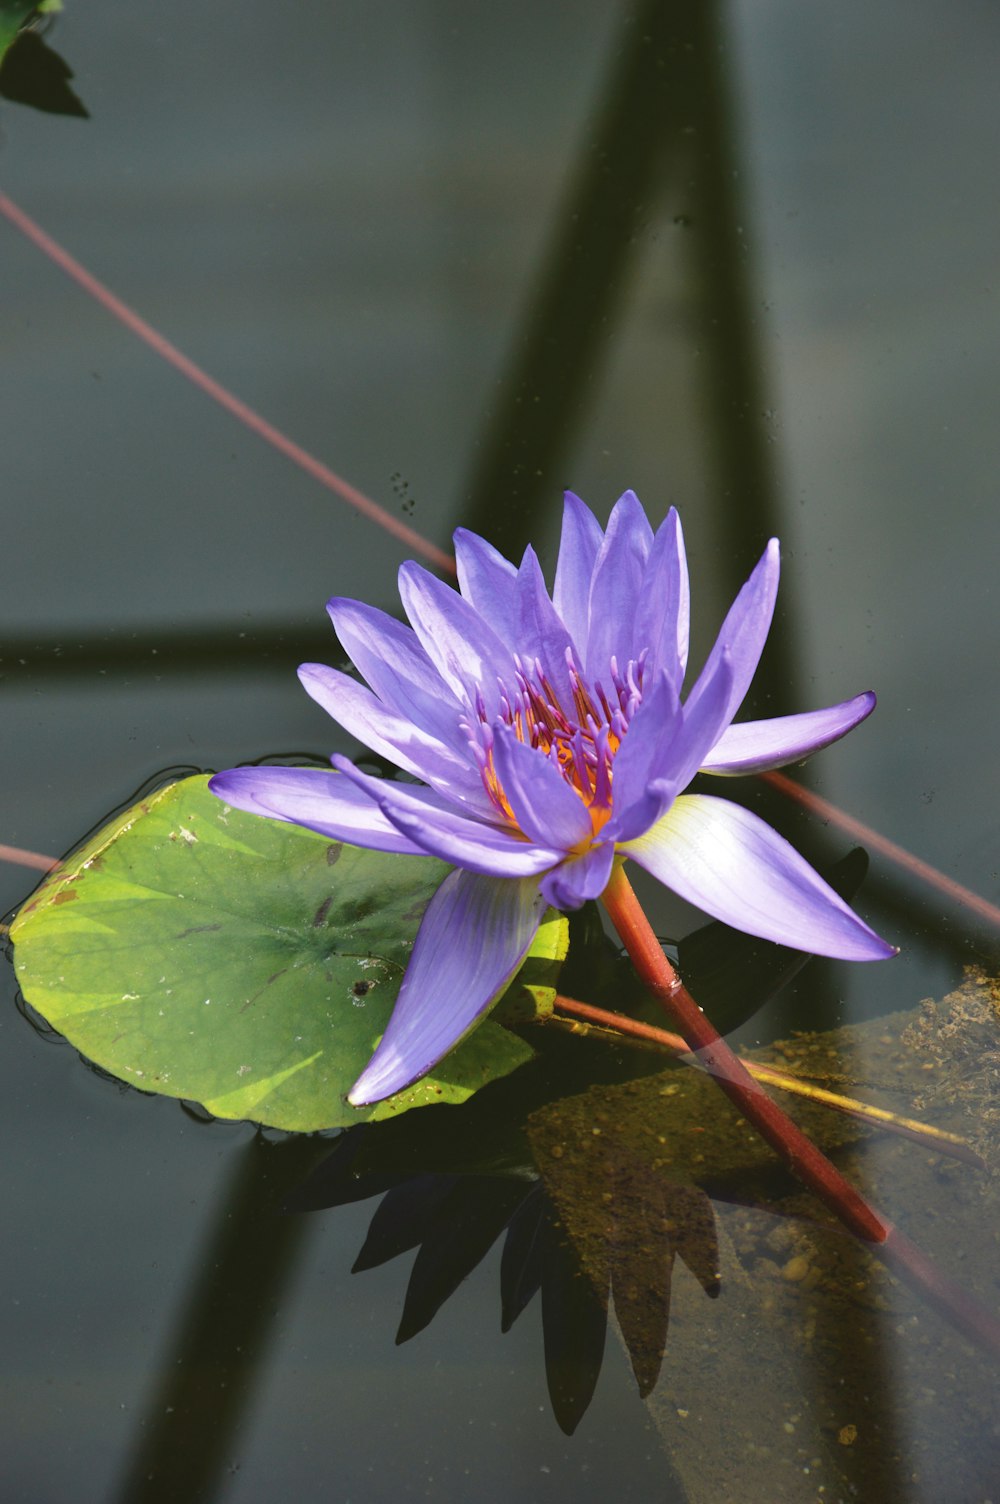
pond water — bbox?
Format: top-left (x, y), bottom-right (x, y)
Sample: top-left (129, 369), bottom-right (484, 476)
top-left (1, 3), bottom-right (998, 1500)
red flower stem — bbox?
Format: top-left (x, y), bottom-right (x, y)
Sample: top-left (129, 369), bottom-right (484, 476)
top-left (601, 863), bottom-right (886, 1241)
top-left (600, 862), bottom-right (1000, 1355)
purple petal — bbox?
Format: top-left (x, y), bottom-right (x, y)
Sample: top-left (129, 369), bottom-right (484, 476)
top-left (621, 793), bottom-right (897, 961)
top-left (688, 538), bottom-right (780, 729)
top-left (208, 766), bottom-right (425, 855)
top-left (553, 491), bottom-right (604, 659)
top-left (491, 726), bottom-right (593, 851)
top-left (298, 663), bottom-right (486, 807)
top-left (327, 598), bottom-right (467, 752)
top-left (665, 653), bottom-right (740, 795)
top-left (348, 870), bottom-right (547, 1104)
top-left (607, 652), bottom-right (736, 843)
top-left (331, 756), bottom-right (563, 876)
top-left (701, 692), bottom-right (878, 775)
top-left (516, 546), bottom-right (577, 709)
top-left (585, 490), bottom-right (655, 681)
top-left (398, 561), bottom-right (514, 718)
top-left (539, 841), bottom-right (615, 910)
top-left (454, 528), bottom-right (518, 627)
top-left (602, 671), bottom-right (683, 841)
top-left (634, 507), bottom-right (690, 688)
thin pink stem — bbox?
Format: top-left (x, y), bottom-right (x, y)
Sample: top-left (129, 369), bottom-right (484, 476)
top-left (0, 843), bottom-right (57, 872)
top-left (0, 190), bottom-right (456, 577)
top-left (762, 769), bottom-right (1000, 930)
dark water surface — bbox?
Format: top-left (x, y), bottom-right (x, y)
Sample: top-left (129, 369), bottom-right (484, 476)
top-left (2, 4), bottom-right (998, 1500)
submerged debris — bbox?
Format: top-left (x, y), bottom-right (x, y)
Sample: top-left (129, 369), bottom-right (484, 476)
top-left (527, 972), bottom-right (999, 1502)
top-left (903, 966), bottom-right (1000, 1170)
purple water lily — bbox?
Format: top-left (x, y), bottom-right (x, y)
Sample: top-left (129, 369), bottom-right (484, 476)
top-left (210, 490), bottom-right (893, 1105)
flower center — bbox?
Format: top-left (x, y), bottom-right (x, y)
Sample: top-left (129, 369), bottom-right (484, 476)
top-left (464, 648), bottom-right (647, 835)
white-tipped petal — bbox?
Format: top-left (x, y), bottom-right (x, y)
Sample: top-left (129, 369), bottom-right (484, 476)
top-left (621, 793), bottom-right (896, 961)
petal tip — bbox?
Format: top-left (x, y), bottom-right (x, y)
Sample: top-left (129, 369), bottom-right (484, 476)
top-left (207, 767), bottom-right (254, 800)
top-left (346, 1077), bottom-right (378, 1107)
top-left (347, 1047), bottom-right (415, 1106)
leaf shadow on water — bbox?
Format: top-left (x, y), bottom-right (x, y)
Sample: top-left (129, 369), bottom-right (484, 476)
top-left (286, 1111), bottom-right (721, 1437)
top-left (287, 959), bottom-right (1000, 1500)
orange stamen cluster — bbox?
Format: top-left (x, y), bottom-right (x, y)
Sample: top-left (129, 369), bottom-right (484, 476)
top-left (465, 649), bottom-right (647, 836)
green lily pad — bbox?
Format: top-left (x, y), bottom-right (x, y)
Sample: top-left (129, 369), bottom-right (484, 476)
top-left (10, 774), bottom-right (567, 1130)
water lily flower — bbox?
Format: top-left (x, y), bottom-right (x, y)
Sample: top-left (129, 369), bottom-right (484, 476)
top-left (210, 490), bottom-right (894, 1105)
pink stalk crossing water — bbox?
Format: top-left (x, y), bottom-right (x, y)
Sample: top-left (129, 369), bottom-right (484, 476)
top-left (2, 188), bottom-right (993, 934)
